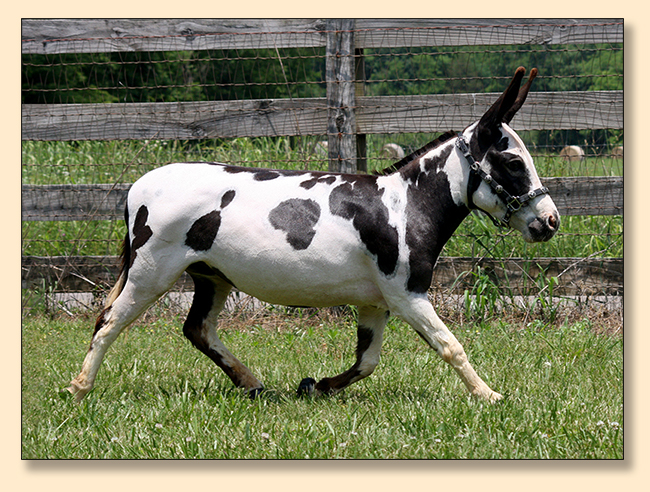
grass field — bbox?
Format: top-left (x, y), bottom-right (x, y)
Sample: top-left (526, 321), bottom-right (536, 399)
top-left (21, 309), bottom-right (623, 459)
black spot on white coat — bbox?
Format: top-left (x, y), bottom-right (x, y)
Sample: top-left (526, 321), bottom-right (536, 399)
top-left (130, 205), bottom-right (153, 268)
top-left (300, 174), bottom-right (337, 190)
top-left (329, 176), bottom-right (399, 276)
top-left (268, 199), bottom-right (321, 250)
top-left (254, 170), bottom-right (281, 181)
top-left (221, 190), bottom-right (236, 208)
top-left (484, 149), bottom-right (533, 198)
top-left (186, 210), bottom-right (221, 251)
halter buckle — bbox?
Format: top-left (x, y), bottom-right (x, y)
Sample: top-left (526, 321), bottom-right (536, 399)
top-left (506, 196), bottom-right (523, 213)
top-left (456, 135), bottom-right (470, 155)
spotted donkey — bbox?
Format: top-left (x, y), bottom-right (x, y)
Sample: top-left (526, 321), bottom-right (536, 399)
top-left (68, 67), bottom-right (559, 403)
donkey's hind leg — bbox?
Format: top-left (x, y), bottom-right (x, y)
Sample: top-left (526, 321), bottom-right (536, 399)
top-left (67, 271), bottom-right (180, 402)
top-left (183, 263), bottom-right (264, 398)
top-left (298, 306), bottom-right (388, 397)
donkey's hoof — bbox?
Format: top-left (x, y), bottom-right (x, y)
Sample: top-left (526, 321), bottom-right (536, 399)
top-left (297, 377), bottom-right (316, 397)
top-left (489, 391), bottom-right (504, 403)
top-left (65, 382), bottom-right (90, 403)
top-left (473, 389), bottom-right (504, 403)
top-left (248, 387), bottom-right (265, 399)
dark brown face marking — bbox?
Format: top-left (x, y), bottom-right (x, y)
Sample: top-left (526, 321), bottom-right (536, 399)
top-left (130, 205), bottom-right (153, 268)
top-left (185, 210), bottom-right (221, 251)
top-left (495, 136), bottom-right (509, 152)
top-left (221, 190), bottom-right (236, 208)
top-left (329, 177), bottom-right (399, 276)
top-left (268, 198), bottom-right (321, 250)
top-left (485, 149), bottom-right (532, 198)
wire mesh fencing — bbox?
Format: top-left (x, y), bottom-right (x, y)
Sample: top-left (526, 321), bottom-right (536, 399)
top-left (21, 19), bottom-right (623, 315)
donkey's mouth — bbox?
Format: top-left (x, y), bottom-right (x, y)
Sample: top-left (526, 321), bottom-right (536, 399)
top-left (526, 213), bottom-right (560, 242)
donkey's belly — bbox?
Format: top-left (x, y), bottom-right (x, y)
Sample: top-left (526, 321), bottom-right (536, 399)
top-left (205, 249), bottom-right (388, 308)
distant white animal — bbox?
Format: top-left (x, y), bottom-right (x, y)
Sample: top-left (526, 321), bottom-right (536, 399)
top-left (559, 145), bottom-right (585, 162)
top-left (381, 143), bottom-right (405, 160)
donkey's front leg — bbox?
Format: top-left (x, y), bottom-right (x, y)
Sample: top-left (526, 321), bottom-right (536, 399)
top-left (297, 306), bottom-right (388, 397)
top-left (398, 297), bottom-right (502, 402)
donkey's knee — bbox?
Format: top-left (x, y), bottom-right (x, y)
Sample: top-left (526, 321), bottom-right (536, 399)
top-left (437, 338), bottom-right (469, 368)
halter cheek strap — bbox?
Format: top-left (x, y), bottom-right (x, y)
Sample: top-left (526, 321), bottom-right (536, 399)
top-left (456, 134), bottom-right (549, 228)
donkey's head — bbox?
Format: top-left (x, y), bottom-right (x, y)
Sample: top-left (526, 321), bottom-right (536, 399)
top-left (459, 67), bottom-right (559, 243)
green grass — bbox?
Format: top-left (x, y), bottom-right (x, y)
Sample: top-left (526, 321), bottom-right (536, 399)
top-left (22, 311), bottom-right (623, 459)
top-left (20, 137), bottom-right (624, 186)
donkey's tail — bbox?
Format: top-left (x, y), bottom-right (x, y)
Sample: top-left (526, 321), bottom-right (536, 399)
top-left (104, 210), bottom-right (131, 309)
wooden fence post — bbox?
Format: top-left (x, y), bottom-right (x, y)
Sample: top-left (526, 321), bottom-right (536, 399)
top-left (355, 47), bottom-right (367, 173)
top-left (326, 19), bottom-right (357, 173)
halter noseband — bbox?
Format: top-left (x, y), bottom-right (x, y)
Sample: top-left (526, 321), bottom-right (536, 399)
top-left (456, 134), bottom-right (549, 228)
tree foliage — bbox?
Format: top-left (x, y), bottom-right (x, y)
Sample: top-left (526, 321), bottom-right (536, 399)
top-left (22, 43), bottom-right (622, 149)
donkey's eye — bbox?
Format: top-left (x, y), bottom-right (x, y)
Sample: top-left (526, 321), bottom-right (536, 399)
top-left (503, 157), bottom-right (525, 172)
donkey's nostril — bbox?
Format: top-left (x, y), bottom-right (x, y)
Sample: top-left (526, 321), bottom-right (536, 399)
top-left (547, 213), bottom-right (558, 230)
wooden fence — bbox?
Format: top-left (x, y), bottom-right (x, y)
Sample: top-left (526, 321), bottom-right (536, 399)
top-left (21, 18), bottom-right (623, 298)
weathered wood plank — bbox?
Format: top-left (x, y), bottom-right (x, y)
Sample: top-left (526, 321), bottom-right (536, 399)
top-left (21, 19), bottom-right (329, 54)
top-left (355, 19), bottom-right (623, 48)
top-left (21, 255), bottom-right (623, 296)
top-left (22, 90), bottom-right (623, 141)
top-left (21, 183), bottom-right (130, 221)
top-left (355, 48), bottom-right (368, 173)
top-left (21, 177), bottom-right (623, 221)
top-left (326, 19), bottom-right (357, 173)
top-left (356, 91), bottom-right (623, 133)
top-left (544, 176), bottom-right (623, 216)
top-left (432, 256), bottom-right (623, 296)
top-left (21, 99), bottom-right (329, 141)
top-left (21, 255), bottom-right (128, 292)
top-left (22, 19), bottom-right (622, 55)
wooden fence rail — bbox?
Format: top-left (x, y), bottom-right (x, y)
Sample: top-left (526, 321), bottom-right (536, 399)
top-left (21, 255), bottom-right (623, 297)
top-left (21, 177), bottom-right (624, 222)
top-left (21, 18), bottom-right (623, 54)
top-left (21, 19), bottom-right (623, 298)
top-left (22, 91), bottom-right (623, 141)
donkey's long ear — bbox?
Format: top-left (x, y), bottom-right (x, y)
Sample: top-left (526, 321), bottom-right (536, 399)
top-left (476, 67), bottom-right (526, 149)
top-left (503, 67), bottom-right (537, 124)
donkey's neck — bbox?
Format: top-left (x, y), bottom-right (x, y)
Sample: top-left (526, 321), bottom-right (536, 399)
top-left (397, 140), bottom-right (470, 294)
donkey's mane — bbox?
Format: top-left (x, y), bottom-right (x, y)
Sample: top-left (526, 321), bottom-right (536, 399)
top-left (373, 130), bottom-right (457, 176)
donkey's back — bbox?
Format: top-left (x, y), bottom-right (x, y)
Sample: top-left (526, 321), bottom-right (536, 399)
top-left (126, 162), bottom-right (402, 308)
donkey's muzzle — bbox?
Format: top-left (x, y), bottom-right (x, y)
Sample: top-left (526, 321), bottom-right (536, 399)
top-left (528, 212), bottom-right (560, 242)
